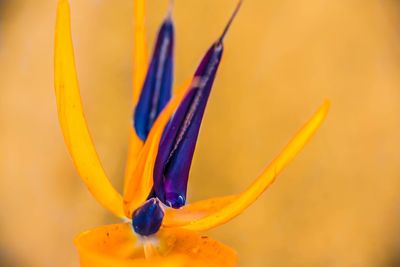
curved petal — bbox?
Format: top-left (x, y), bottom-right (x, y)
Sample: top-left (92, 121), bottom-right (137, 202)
top-left (123, 0), bottom-right (149, 190)
top-left (153, 42), bottom-right (223, 208)
top-left (75, 223), bottom-right (237, 267)
top-left (54, 0), bottom-right (124, 218)
top-left (163, 100), bottom-right (330, 230)
top-left (123, 80), bottom-right (192, 217)
top-left (134, 16), bottom-right (174, 141)
top-left (152, 2), bottom-right (242, 208)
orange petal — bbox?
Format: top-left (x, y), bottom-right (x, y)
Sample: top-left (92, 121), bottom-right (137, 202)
top-left (163, 100), bottom-right (330, 230)
top-left (123, 80), bottom-right (192, 217)
top-left (54, 0), bottom-right (124, 218)
top-left (123, 0), bottom-right (149, 190)
top-left (123, 132), bottom-right (144, 190)
top-left (163, 195), bottom-right (236, 227)
top-left (75, 223), bottom-right (237, 267)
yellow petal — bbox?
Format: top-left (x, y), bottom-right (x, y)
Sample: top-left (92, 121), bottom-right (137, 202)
top-left (123, 80), bottom-right (192, 217)
top-left (163, 100), bottom-right (330, 230)
top-left (75, 223), bottom-right (237, 267)
top-left (123, 131), bottom-right (144, 190)
top-left (54, 0), bottom-right (124, 218)
top-left (123, 0), bottom-right (149, 190)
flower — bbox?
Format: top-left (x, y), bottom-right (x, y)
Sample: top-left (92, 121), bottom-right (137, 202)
top-left (54, 0), bottom-right (329, 266)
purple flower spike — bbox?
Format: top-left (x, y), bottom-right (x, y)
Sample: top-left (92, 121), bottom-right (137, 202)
top-left (153, 44), bottom-right (223, 208)
top-left (153, 2), bottom-right (242, 209)
top-left (134, 15), bottom-right (174, 141)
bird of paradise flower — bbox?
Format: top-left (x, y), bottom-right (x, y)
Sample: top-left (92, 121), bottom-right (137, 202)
top-left (54, 0), bottom-right (329, 266)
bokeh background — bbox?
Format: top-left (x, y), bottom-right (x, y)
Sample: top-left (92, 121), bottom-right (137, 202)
top-left (1, 0), bottom-right (400, 266)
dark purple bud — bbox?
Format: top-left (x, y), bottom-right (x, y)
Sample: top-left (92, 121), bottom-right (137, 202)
top-left (152, 1), bottom-right (242, 208)
top-left (134, 16), bottom-right (174, 141)
top-left (132, 198), bottom-right (164, 236)
top-left (153, 43), bottom-right (223, 208)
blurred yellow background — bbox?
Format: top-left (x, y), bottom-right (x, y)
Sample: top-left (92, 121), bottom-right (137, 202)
top-left (1, 0), bottom-right (400, 266)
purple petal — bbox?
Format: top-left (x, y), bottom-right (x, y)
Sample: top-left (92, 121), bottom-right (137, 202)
top-left (153, 41), bottom-right (224, 208)
top-left (134, 17), bottom-right (174, 141)
top-left (132, 198), bottom-right (164, 236)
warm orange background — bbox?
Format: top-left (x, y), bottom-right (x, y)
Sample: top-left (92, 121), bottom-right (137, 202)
top-left (1, 0), bottom-right (400, 266)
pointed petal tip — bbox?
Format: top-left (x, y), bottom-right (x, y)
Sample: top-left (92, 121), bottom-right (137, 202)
top-left (57, 0), bottom-right (69, 8)
top-left (167, 0), bottom-right (174, 18)
top-left (315, 99), bottom-right (331, 126)
top-left (219, 0), bottom-right (243, 42)
top-left (321, 99), bottom-right (331, 112)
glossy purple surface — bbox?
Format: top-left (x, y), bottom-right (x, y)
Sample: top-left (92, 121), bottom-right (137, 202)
top-left (134, 17), bottom-right (174, 141)
top-left (132, 198), bottom-right (164, 236)
top-left (153, 42), bottom-right (224, 208)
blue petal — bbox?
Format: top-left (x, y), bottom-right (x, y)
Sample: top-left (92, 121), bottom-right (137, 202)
top-left (153, 41), bottom-right (224, 208)
top-left (132, 198), bottom-right (164, 236)
top-left (134, 17), bottom-right (174, 141)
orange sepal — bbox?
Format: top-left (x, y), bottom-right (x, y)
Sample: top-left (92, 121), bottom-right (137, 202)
top-left (75, 223), bottom-right (237, 267)
top-left (163, 195), bottom-right (236, 227)
top-left (163, 100), bottom-right (330, 230)
top-left (123, 0), bottom-right (149, 189)
top-left (54, 0), bottom-right (124, 218)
